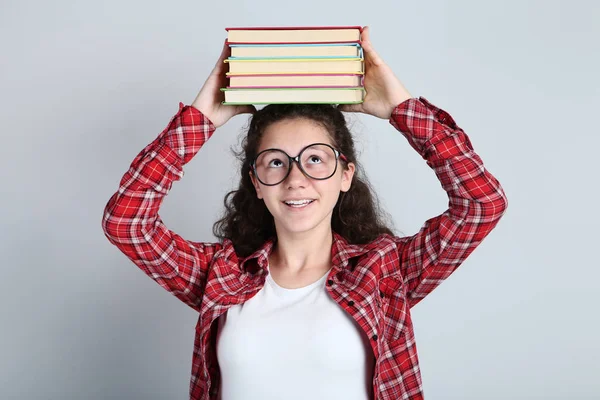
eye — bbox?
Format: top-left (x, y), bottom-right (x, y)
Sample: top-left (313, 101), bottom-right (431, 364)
top-left (307, 155), bottom-right (322, 164)
top-left (268, 159), bottom-right (285, 168)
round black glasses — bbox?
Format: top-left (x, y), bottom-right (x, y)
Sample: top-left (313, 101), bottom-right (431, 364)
top-left (251, 143), bottom-right (349, 186)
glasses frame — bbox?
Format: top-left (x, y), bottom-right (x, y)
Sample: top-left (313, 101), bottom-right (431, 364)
top-left (251, 142), bottom-right (349, 186)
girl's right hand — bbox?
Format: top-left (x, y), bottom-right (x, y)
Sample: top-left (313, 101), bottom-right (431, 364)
top-left (191, 39), bottom-right (256, 128)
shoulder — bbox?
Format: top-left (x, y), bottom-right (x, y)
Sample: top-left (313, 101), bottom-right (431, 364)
top-left (363, 233), bottom-right (401, 254)
top-left (211, 238), bottom-right (238, 261)
top-left (359, 233), bottom-right (403, 277)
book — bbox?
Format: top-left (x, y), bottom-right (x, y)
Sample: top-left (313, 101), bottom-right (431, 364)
top-left (226, 26), bottom-right (362, 44)
top-left (224, 57), bottom-right (363, 74)
top-left (221, 87), bottom-right (365, 104)
top-left (230, 43), bottom-right (362, 58)
top-left (227, 74), bottom-right (363, 88)
top-left (220, 26), bottom-right (366, 105)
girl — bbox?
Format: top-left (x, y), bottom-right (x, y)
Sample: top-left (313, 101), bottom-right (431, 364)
top-left (102, 26), bottom-right (508, 400)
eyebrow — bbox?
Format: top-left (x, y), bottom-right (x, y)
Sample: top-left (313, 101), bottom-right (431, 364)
top-left (258, 142), bottom-right (335, 154)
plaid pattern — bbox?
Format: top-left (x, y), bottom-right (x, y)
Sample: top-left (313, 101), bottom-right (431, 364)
top-left (102, 97), bottom-right (508, 399)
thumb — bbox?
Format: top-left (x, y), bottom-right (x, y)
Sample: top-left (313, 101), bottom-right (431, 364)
top-left (337, 103), bottom-right (364, 113)
top-left (234, 104), bottom-right (256, 115)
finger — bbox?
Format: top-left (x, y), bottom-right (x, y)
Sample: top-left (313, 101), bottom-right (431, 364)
top-left (337, 103), bottom-right (364, 113)
top-left (217, 39), bottom-right (230, 64)
top-left (235, 104), bottom-right (256, 115)
top-left (212, 39), bottom-right (230, 74)
top-left (360, 26), bottom-right (384, 67)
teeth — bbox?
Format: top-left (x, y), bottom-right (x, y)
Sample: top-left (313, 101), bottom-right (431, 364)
top-left (284, 199), bottom-right (312, 205)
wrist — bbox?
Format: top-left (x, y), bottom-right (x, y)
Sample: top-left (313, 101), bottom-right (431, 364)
top-left (386, 93), bottom-right (412, 118)
top-left (191, 102), bottom-right (219, 127)
top-left (392, 90), bottom-right (412, 108)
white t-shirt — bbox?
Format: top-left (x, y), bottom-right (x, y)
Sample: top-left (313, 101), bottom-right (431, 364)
top-left (215, 265), bottom-right (375, 400)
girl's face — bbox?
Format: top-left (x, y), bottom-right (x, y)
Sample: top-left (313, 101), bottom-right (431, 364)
top-left (249, 118), bottom-right (355, 237)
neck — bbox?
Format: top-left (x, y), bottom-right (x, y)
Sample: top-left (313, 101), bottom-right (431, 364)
top-left (270, 224), bottom-right (333, 275)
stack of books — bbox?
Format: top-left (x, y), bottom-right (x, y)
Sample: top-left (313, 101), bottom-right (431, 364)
top-left (220, 26), bottom-right (365, 105)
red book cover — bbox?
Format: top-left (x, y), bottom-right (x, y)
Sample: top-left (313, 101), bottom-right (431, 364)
top-left (225, 26), bottom-right (364, 45)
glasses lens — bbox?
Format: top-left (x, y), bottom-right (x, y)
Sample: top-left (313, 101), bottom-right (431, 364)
top-left (300, 144), bottom-right (337, 179)
top-left (255, 144), bottom-right (338, 185)
top-left (255, 150), bottom-right (290, 185)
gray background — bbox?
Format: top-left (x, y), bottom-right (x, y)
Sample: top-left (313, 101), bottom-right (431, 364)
top-left (1, 0), bottom-right (598, 398)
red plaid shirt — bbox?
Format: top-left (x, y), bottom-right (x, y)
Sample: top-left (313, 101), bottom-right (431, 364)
top-left (102, 97), bottom-right (508, 399)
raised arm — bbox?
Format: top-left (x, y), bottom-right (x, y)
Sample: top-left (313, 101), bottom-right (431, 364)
top-left (102, 104), bottom-right (220, 312)
top-left (339, 26), bottom-right (508, 308)
top-left (389, 97), bottom-right (507, 308)
top-left (101, 40), bottom-right (255, 311)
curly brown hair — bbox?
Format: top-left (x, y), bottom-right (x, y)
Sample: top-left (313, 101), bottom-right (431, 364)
top-left (212, 103), bottom-right (396, 258)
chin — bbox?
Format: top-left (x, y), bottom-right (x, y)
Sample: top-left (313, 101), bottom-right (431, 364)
top-left (276, 218), bottom-right (316, 234)
top-left (274, 208), bottom-right (334, 235)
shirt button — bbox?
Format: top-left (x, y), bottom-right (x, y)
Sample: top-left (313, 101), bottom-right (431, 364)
top-left (348, 300), bottom-right (355, 306)
top-left (380, 290), bottom-right (385, 298)
top-left (327, 279), bottom-right (334, 286)
top-left (372, 334), bottom-right (378, 341)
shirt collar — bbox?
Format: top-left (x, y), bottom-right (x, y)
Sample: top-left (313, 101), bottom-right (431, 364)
top-left (239, 231), bottom-right (372, 274)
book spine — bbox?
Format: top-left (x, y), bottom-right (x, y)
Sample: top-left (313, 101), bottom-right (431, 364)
top-left (225, 86), bottom-right (364, 89)
top-left (228, 40), bottom-right (361, 45)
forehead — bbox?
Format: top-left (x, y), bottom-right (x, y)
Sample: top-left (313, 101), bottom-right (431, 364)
top-left (259, 118), bottom-right (333, 153)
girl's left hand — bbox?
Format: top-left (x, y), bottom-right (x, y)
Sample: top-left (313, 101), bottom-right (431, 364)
top-left (338, 26), bottom-right (413, 119)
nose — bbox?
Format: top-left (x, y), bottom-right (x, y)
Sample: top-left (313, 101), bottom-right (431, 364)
top-left (285, 159), bottom-right (309, 187)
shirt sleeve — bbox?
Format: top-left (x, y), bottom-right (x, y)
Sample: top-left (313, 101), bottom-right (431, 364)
top-left (389, 97), bottom-right (508, 308)
top-left (101, 102), bottom-right (222, 312)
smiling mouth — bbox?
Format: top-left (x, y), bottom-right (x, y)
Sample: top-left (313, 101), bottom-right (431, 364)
top-left (282, 200), bottom-right (315, 209)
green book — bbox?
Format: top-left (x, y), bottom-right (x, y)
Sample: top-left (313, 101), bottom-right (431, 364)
top-left (221, 87), bottom-right (365, 105)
